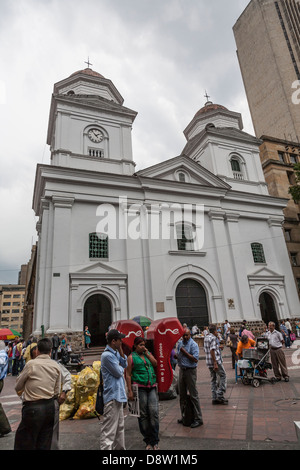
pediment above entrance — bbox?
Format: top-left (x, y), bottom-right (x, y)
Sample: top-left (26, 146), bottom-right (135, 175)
top-left (248, 266), bottom-right (284, 281)
top-left (70, 262), bottom-right (127, 280)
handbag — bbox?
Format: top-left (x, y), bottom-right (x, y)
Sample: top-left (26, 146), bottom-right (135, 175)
top-left (0, 403), bottom-right (11, 435)
top-left (95, 369), bottom-right (104, 418)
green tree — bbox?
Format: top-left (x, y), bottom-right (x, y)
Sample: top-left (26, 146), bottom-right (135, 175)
top-left (288, 163), bottom-right (300, 203)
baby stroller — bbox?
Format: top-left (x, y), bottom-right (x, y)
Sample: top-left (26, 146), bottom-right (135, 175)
top-left (237, 337), bottom-right (276, 387)
top-left (58, 347), bottom-right (85, 373)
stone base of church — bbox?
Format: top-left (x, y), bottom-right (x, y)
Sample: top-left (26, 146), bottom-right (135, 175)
top-left (34, 331), bottom-right (84, 353)
top-left (220, 320), bottom-right (266, 336)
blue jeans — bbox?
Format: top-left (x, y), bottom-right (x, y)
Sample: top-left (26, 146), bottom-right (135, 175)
top-left (209, 363), bottom-right (227, 400)
top-left (138, 387), bottom-right (159, 447)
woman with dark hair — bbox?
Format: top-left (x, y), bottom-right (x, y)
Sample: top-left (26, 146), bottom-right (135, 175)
top-left (126, 337), bottom-right (159, 450)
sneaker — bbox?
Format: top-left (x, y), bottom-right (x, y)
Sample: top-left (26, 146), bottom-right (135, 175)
top-left (177, 418), bottom-right (183, 424)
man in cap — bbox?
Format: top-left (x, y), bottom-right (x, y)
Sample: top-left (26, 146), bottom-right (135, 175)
top-left (100, 329), bottom-right (128, 450)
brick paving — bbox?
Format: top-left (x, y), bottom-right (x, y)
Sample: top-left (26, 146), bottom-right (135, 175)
top-left (1, 345), bottom-right (300, 450)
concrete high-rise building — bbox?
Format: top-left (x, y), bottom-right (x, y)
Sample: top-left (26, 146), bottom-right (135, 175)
top-left (233, 0), bottom-right (300, 142)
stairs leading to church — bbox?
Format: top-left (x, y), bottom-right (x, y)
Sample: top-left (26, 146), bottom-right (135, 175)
top-left (81, 346), bottom-right (105, 358)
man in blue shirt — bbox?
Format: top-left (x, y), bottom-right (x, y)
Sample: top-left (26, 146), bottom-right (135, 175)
top-left (176, 328), bottom-right (203, 428)
top-left (100, 329), bottom-right (128, 450)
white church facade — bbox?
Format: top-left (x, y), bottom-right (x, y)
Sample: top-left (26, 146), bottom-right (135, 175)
top-left (32, 68), bottom-right (300, 346)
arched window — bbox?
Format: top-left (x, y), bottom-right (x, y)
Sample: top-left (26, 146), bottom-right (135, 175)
top-left (231, 158), bottom-right (241, 172)
top-left (176, 223), bottom-right (195, 251)
top-left (178, 172), bottom-right (186, 182)
top-left (251, 242), bottom-right (266, 263)
top-left (230, 154), bottom-right (245, 180)
top-left (89, 233), bottom-right (109, 259)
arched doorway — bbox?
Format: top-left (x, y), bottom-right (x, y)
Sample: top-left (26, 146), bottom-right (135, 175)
top-left (84, 294), bottom-right (112, 346)
top-left (259, 292), bottom-right (278, 328)
top-left (175, 278), bottom-right (209, 329)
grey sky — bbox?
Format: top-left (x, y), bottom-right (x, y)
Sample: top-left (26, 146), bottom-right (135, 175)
top-left (0, 0), bottom-right (252, 284)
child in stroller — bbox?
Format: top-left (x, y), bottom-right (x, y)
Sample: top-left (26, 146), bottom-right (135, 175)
top-left (236, 337), bottom-right (276, 387)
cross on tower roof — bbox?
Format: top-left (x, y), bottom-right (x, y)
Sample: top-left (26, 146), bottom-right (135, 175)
top-left (84, 57), bottom-right (93, 68)
top-left (204, 90), bottom-right (210, 102)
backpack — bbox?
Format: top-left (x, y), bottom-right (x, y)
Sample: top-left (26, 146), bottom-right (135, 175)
top-left (182, 395), bottom-right (194, 426)
top-left (95, 369), bottom-right (104, 418)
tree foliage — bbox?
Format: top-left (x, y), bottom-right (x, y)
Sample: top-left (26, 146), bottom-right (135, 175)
top-left (288, 163), bottom-right (300, 203)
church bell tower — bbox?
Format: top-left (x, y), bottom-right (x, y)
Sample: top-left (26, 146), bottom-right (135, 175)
top-left (46, 66), bottom-right (138, 175)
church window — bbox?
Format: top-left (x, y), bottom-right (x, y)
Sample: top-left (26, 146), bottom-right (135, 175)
top-left (89, 233), bottom-right (109, 259)
top-left (251, 242), bottom-right (266, 263)
top-left (231, 158), bottom-right (241, 172)
top-left (178, 172), bottom-right (186, 182)
top-left (176, 223), bottom-right (194, 251)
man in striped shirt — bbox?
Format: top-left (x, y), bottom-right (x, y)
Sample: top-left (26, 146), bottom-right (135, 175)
top-left (204, 324), bottom-right (228, 405)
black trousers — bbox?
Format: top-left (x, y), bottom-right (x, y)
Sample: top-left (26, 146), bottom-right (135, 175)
top-left (14, 398), bottom-right (55, 450)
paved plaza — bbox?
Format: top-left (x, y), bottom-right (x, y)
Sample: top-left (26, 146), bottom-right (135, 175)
top-left (1, 345), bottom-right (300, 451)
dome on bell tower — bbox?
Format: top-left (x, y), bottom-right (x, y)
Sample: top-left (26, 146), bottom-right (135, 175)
top-left (69, 67), bottom-right (105, 79)
top-left (183, 100), bottom-right (243, 141)
top-left (52, 66), bottom-right (124, 105)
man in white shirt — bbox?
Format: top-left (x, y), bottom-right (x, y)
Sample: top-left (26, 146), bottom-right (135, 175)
top-left (265, 322), bottom-right (289, 382)
top-left (14, 338), bottom-right (61, 450)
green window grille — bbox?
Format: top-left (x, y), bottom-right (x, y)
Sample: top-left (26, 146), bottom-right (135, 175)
top-left (251, 243), bottom-right (266, 263)
top-left (89, 233), bottom-right (109, 258)
top-left (176, 224), bottom-right (194, 251)
top-left (231, 159), bottom-right (241, 172)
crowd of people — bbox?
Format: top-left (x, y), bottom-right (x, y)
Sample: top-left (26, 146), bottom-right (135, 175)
top-left (0, 317), bottom-right (298, 450)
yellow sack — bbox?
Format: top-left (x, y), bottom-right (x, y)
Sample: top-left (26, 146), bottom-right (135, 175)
top-left (59, 375), bottom-right (79, 421)
top-left (76, 367), bottom-right (99, 405)
top-left (73, 367), bottom-right (99, 419)
top-left (73, 393), bottom-right (97, 420)
top-left (92, 361), bottom-right (101, 379)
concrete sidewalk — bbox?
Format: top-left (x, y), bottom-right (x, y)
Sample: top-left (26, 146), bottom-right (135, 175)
top-left (1, 345), bottom-right (300, 451)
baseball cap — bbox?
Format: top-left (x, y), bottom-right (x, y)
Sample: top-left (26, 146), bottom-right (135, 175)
top-left (106, 329), bottom-right (126, 342)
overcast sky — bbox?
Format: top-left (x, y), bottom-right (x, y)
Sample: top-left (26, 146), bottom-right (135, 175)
top-left (0, 0), bottom-right (252, 284)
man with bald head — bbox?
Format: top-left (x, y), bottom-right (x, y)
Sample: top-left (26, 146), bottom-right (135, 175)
top-left (265, 321), bottom-right (289, 382)
top-left (176, 328), bottom-right (203, 428)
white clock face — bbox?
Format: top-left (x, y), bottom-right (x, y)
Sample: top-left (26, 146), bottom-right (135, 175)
top-left (88, 128), bottom-right (103, 143)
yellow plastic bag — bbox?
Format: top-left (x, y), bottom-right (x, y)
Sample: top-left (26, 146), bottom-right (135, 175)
top-left (59, 375), bottom-right (79, 421)
top-left (92, 361), bottom-right (101, 379)
top-left (73, 393), bottom-right (97, 420)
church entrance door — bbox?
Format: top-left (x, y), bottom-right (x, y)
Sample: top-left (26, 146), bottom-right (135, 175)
top-left (175, 278), bottom-right (209, 329)
top-left (259, 292), bottom-right (278, 328)
top-left (84, 294), bottom-right (112, 347)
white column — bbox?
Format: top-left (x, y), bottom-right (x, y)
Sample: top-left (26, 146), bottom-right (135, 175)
top-left (268, 217), bottom-right (300, 317)
top-left (34, 199), bottom-right (52, 334)
top-left (225, 212), bottom-right (253, 320)
top-left (208, 209), bottom-right (240, 323)
top-left (48, 196), bottom-right (74, 332)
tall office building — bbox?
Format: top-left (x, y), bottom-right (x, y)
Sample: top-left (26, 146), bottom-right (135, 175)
top-left (233, 0), bottom-right (300, 142)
